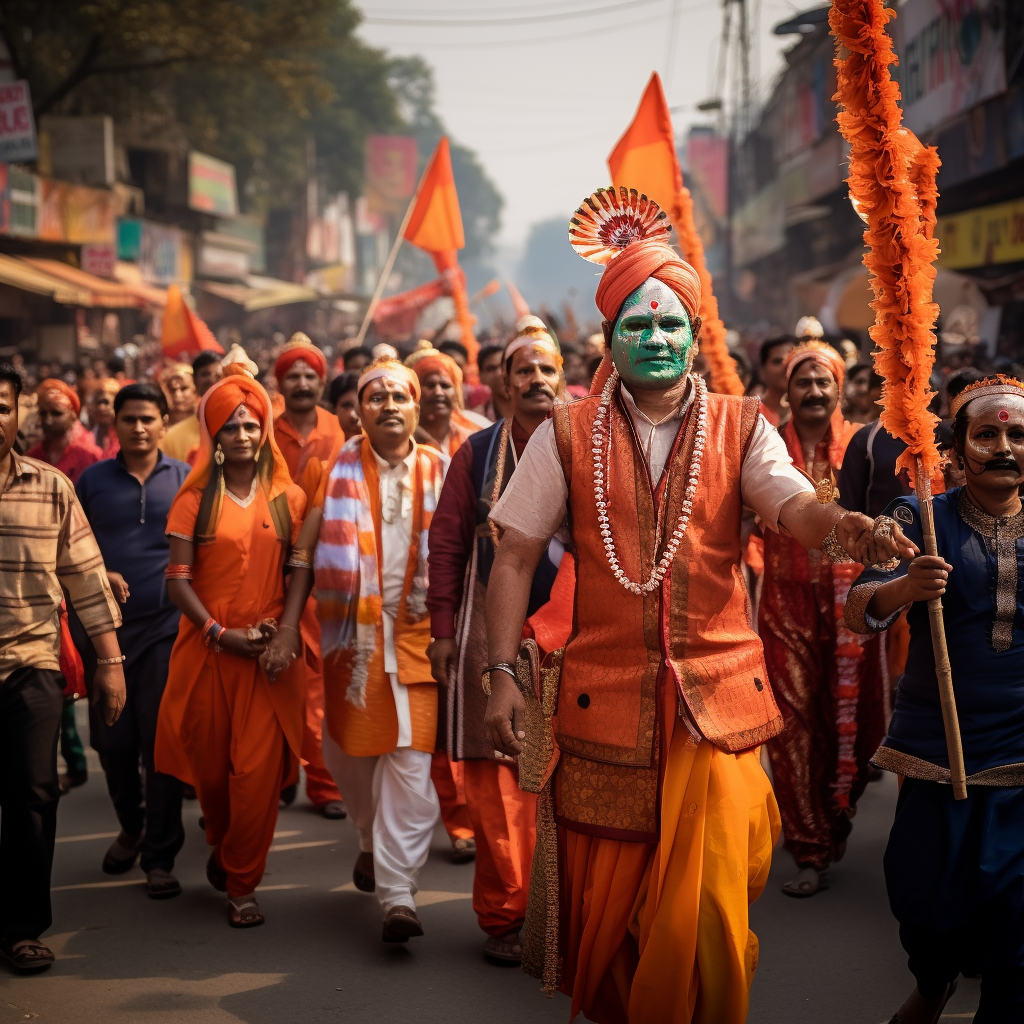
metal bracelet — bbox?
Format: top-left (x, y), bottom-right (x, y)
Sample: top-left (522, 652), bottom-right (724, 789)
top-left (96, 654), bottom-right (126, 666)
top-left (481, 662), bottom-right (518, 697)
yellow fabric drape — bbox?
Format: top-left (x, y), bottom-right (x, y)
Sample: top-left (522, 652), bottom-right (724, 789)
top-left (564, 731), bottom-right (780, 1024)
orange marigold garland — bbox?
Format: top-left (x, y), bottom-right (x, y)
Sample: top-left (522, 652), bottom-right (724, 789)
top-left (830, 0), bottom-right (941, 481)
top-left (669, 187), bottom-right (746, 397)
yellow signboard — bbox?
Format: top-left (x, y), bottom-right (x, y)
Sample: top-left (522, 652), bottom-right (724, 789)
top-left (937, 198), bottom-right (1024, 270)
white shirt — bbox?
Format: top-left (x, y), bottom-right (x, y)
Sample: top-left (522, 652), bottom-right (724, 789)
top-left (490, 386), bottom-right (813, 540)
top-left (372, 445), bottom-right (417, 748)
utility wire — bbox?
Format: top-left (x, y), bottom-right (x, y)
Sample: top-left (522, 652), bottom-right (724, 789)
top-left (363, 2), bottom-right (707, 49)
top-left (363, 0), bottom-right (663, 27)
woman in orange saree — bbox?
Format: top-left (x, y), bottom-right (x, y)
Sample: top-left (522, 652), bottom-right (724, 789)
top-left (155, 366), bottom-right (314, 927)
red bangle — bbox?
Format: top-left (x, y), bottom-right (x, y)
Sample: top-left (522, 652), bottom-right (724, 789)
top-left (165, 563), bottom-right (193, 581)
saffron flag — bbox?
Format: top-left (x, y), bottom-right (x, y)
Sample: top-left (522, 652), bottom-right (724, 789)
top-left (608, 72), bottom-right (683, 220)
top-left (404, 138), bottom-right (465, 254)
top-left (161, 284), bottom-right (223, 359)
top-left (608, 72), bottom-right (744, 397)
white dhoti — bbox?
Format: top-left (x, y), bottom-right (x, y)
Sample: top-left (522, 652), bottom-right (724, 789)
top-left (323, 732), bottom-right (438, 913)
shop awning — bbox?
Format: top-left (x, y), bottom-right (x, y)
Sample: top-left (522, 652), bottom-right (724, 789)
top-left (0, 254), bottom-right (92, 305)
top-left (18, 257), bottom-right (166, 308)
top-left (197, 275), bottom-right (318, 312)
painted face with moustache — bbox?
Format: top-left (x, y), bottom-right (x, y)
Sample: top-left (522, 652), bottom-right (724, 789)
top-left (955, 393), bottom-right (1024, 505)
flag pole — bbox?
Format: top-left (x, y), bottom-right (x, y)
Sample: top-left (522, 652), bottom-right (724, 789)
top-left (352, 181), bottom-right (423, 350)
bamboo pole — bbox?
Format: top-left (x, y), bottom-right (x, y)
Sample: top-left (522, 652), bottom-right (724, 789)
top-left (352, 187), bottom-right (421, 350)
top-left (915, 458), bottom-right (968, 800)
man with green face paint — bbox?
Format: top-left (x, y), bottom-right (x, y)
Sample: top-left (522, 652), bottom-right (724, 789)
top-left (479, 187), bottom-right (916, 1023)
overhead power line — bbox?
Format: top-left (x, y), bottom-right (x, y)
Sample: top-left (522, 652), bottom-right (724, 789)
top-left (363, 0), bottom-right (665, 27)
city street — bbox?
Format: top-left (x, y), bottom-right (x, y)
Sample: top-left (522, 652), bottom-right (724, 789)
top-left (0, 716), bottom-right (981, 1024)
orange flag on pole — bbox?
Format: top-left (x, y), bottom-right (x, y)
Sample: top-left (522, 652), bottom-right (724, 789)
top-left (609, 72), bottom-right (744, 397)
top-left (161, 285), bottom-right (222, 359)
top-left (403, 137), bottom-right (477, 375)
top-left (608, 72), bottom-right (684, 220)
top-left (404, 138), bottom-right (465, 254)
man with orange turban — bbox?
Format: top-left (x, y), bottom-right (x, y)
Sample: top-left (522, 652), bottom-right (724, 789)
top-left (426, 324), bottom-right (567, 964)
top-left (759, 341), bottom-right (885, 900)
top-left (406, 347), bottom-right (480, 863)
top-left (481, 187), bottom-right (915, 1022)
top-left (28, 379), bottom-right (101, 484)
top-left (272, 333), bottom-right (346, 819)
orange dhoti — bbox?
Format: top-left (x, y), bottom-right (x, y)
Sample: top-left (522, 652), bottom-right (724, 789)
top-left (300, 597), bottom-right (343, 807)
top-left (463, 760), bottom-right (537, 937)
top-left (561, 728), bottom-right (779, 1024)
top-left (430, 751), bottom-right (475, 842)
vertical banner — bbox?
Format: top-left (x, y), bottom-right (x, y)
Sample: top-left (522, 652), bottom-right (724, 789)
top-left (0, 81), bottom-right (37, 162)
top-left (365, 135), bottom-right (418, 218)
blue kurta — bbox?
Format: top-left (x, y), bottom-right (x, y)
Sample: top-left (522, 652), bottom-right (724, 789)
top-left (851, 488), bottom-right (1024, 775)
top-left (847, 488), bottom-right (1024, 1014)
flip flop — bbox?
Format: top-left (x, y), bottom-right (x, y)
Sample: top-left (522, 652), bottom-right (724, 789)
top-left (0, 938), bottom-right (55, 974)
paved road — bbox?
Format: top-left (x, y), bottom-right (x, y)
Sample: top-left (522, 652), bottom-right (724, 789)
top-left (1, 710), bottom-right (980, 1024)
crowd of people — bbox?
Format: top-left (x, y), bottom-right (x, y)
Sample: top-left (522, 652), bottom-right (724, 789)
top-left (1, 188), bottom-right (1022, 1024)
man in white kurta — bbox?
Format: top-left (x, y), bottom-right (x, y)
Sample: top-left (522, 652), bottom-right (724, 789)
top-left (317, 361), bottom-right (446, 943)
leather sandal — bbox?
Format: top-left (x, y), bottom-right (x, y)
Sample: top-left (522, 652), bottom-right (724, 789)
top-left (319, 800), bottom-right (347, 820)
top-left (483, 931), bottom-right (523, 965)
top-left (382, 905), bottom-right (423, 943)
top-left (101, 831), bottom-right (142, 875)
top-left (146, 868), bottom-right (182, 900)
top-left (206, 852), bottom-right (228, 893)
top-left (450, 837), bottom-right (476, 864)
top-left (227, 897), bottom-right (264, 928)
top-left (782, 866), bottom-right (829, 898)
top-left (0, 938), bottom-right (55, 974)
top-left (352, 851), bottom-right (375, 893)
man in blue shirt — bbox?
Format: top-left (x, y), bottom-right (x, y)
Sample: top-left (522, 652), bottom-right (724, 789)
top-left (76, 383), bottom-right (190, 899)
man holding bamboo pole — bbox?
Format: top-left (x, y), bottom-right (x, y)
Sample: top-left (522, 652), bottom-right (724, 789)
top-left (846, 375), bottom-right (1024, 1022)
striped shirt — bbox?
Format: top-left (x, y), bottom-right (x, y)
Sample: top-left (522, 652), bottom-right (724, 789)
top-left (0, 452), bottom-right (121, 681)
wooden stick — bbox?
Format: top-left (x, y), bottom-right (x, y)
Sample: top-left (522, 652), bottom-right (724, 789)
top-left (915, 458), bottom-right (968, 800)
top-left (352, 188), bottom-right (421, 350)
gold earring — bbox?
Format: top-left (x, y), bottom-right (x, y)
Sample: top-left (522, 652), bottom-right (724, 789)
top-left (214, 444), bottom-right (225, 466)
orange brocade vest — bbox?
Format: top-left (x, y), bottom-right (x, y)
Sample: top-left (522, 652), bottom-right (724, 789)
top-left (550, 390), bottom-right (783, 840)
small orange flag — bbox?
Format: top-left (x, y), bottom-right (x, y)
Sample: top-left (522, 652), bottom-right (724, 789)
top-left (161, 285), bottom-right (223, 359)
top-left (404, 138), bottom-right (466, 254)
top-left (608, 72), bottom-right (683, 220)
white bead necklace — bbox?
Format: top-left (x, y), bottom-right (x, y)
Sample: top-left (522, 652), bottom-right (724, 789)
top-left (592, 369), bottom-right (708, 595)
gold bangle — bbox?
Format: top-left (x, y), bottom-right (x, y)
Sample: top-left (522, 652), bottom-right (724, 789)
top-left (96, 654), bottom-right (126, 666)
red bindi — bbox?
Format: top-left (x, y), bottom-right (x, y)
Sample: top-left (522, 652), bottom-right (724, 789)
top-left (999, 409), bottom-right (1010, 421)
top-left (650, 300), bottom-right (659, 310)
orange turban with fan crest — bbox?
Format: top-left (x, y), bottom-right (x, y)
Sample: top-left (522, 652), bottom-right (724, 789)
top-left (595, 238), bottom-right (701, 324)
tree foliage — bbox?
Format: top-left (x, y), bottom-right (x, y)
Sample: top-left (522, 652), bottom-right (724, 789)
top-left (0, 0), bottom-right (502, 265)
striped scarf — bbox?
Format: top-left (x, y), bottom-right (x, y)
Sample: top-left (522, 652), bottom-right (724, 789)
top-left (315, 436), bottom-right (444, 708)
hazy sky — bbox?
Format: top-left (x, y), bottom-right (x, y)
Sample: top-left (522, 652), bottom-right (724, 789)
top-left (356, 0), bottom-right (807, 251)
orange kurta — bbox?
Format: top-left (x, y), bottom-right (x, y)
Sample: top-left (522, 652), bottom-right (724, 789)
top-left (321, 442), bottom-right (438, 758)
top-left (155, 483), bottom-right (306, 897)
top-left (276, 406), bottom-right (346, 806)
